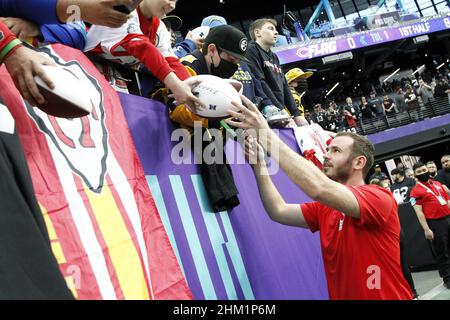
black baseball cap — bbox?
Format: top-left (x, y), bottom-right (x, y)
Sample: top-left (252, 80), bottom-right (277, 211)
top-left (204, 24), bottom-right (250, 63)
top-left (162, 15), bottom-right (182, 31)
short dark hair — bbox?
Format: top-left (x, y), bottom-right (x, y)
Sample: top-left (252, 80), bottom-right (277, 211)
top-left (412, 161), bottom-right (426, 172)
top-left (335, 132), bottom-right (375, 177)
top-left (249, 18), bottom-right (277, 40)
top-left (391, 168), bottom-right (404, 176)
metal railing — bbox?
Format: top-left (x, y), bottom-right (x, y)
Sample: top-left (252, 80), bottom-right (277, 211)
top-left (352, 95), bottom-right (450, 135)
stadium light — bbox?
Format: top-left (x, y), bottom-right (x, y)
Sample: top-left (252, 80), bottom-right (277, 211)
top-left (322, 52), bottom-right (353, 65)
top-left (326, 82), bottom-right (340, 96)
top-left (413, 35), bottom-right (429, 44)
top-left (383, 68), bottom-right (400, 83)
top-left (411, 64), bottom-right (425, 76)
top-left (436, 62), bottom-right (446, 70)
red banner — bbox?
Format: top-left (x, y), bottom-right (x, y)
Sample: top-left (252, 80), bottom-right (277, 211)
top-left (0, 44), bottom-right (192, 300)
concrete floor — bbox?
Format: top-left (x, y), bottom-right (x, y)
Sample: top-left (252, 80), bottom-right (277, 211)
top-left (412, 270), bottom-right (450, 300)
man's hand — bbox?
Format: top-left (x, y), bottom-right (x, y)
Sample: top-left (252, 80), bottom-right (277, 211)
top-left (4, 46), bottom-right (56, 106)
top-left (424, 228), bottom-right (434, 240)
top-left (56, 0), bottom-right (134, 28)
top-left (293, 115), bottom-right (309, 127)
top-left (225, 95), bottom-right (270, 132)
top-left (242, 133), bottom-right (267, 167)
top-left (0, 17), bottom-right (40, 41)
top-left (185, 31), bottom-right (205, 50)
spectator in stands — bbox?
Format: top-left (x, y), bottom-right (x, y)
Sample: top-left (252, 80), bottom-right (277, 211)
top-left (84, 0), bottom-right (202, 109)
top-left (369, 164), bottom-right (388, 182)
top-left (342, 104), bottom-right (357, 131)
top-left (417, 78), bottom-right (434, 106)
top-left (390, 168), bottom-right (416, 204)
top-left (359, 96), bottom-right (374, 120)
top-left (368, 91), bottom-right (384, 117)
top-left (427, 161), bottom-right (438, 179)
top-left (344, 97), bottom-right (361, 119)
top-left (434, 76), bottom-right (450, 98)
top-left (404, 84), bottom-right (420, 110)
top-left (201, 15), bottom-right (227, 28)
top-left (410, 162), bottom-right (450, 289)
top-left (185, 16), bottom-right (273, 120)
top-left (405, 168), bottom-right (415, 179)
top-left (324, 103), bottom-right (338, 132)
top-left (397, 162), bottom-right (405, 171)
top-left (310, 103), bottom-right (328, 129)
top-left (0, 16), bottom-right (86, 50)
top-left (170, 24), bottom-right (250, 212)
top-left (370, 178), bottom-right (390, 190)
top-left (394, 86), bottom-right (408, 113)
top-left (0, 0), bottom-right (133, 28)
top-left (173, 26), bottom-right (207, 59)
top-left (382, 94), bottom-right (396, 115)
top-left (436, 155), bottom-right (450, 191)
top-left (384, 168), bottom-right (419, 299)
top-left (171, 14), bottom-right (227, 59)
top-left (0, 20), bottom-right (57, 106)
top-left (246, 18), bottom-right (304, 127)
top-left (161, 15), bottom-right (182, 47)
top-left (285, 67), bottom-right (313, 126)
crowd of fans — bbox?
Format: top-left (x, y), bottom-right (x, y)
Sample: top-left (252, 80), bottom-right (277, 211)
top-left (302, 70), bottom-right (450, 133)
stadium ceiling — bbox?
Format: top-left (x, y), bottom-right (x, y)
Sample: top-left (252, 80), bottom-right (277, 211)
top-left (174, 0), bottom-right (320, 30)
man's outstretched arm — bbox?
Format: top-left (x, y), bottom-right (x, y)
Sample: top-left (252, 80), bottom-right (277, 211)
top-left (245, 136), bottom-right (309, 228)
top-left (227, 95), bottom-right (361, 218)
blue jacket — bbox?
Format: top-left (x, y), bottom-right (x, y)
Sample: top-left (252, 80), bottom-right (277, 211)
top-left (173, 39), bottom-right (197, 59)
top-left (0, 0), bottom-right (86, 49)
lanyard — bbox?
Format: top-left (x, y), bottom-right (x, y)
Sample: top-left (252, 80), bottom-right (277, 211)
top-left (417, 181), bottom-right (444, 200)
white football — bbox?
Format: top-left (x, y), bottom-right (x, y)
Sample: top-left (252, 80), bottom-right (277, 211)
top-left (187, 75), bottom-right (242, 119)
top-left (34, 65), bottom-right (92, 118)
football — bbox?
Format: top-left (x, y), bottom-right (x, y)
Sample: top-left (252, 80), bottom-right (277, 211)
top-left (34, 65), bottom-right (92, 118)
top-left (187, 75), bottom-right (242, 119)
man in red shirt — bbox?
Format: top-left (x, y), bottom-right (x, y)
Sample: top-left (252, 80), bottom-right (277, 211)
top-left (410, 161), bottom-right (450, 289)
top-left (226, 96), bottom-right (412, 300)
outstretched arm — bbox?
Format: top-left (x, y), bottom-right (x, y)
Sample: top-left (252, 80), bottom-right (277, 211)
top-left (226, 95), bottom-right (361, 218)
top-left (245, 135), bottom-right (309, 228)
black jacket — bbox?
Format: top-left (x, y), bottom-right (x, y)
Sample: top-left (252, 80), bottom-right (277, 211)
top-left (245, 41), bottom-right (300, 116)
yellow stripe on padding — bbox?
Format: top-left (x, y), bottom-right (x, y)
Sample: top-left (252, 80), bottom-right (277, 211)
top-left (40, 205), bottom-right (58, 241)
top-left (84, 183), bottom-right (150, 300)
top-left (51, 241), bottom-right (67, 264)
top-left (65, 276), bottom-right (79, 299)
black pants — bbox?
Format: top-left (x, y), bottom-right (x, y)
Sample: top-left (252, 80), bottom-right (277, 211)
top-left (400, 229), bottom-right (416, 293)
top-left (0, 121), bottom-right (73, 299)
top-left (427, 216), bottom-right (450, 282)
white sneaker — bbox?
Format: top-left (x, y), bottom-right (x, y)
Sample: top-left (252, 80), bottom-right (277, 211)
top-left (262, 106), bottom-right (291, 126)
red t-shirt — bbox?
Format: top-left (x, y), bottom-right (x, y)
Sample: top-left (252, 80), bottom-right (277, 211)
top-left (410, 180), bottom-right (450, 220)
top-left (301, 184), bottom-right (412, 300)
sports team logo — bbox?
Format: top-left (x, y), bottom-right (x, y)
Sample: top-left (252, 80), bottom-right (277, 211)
top-left (25, 46), bottom-right (109, 193)
top-left (240, 38), bottom-right (248, 52)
